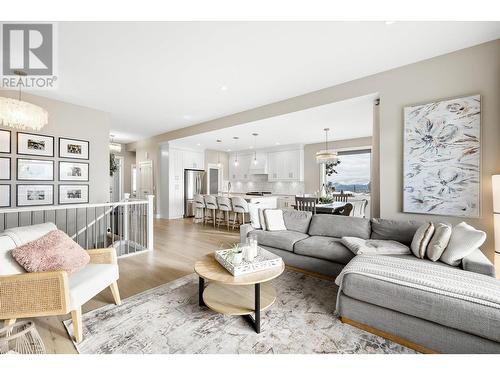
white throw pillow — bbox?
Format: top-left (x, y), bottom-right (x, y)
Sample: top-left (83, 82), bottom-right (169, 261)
top-left (426, 223), bottom-right (452, 262)
top-left (410, 222), bottom-right (435, 259)
top-left (341, 237), bottom-right (410, 255)
top-left (440, 222), bottom-right (486, 266)
top-left (248, 203), bottom-right (261, 229)
top-left (263, 209), bottom-right (286, 231)
top-left (249, 201), bottom-right (277, 230)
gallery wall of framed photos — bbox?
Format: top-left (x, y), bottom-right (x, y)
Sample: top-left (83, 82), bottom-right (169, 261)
top-left (0, 128), bottom-right (91, 207)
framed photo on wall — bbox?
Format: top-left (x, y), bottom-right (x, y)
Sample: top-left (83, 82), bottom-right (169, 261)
top-left (17, 184), bottom-right (54, 206)
top-left (59, 161), bottom-right (89, 181)
top-left (0, 185), bottom-right (10, 207)
top-left (59, 184), bottom-right (89, 204)
top-left (17, 158), bottom-right (54, 181)
top-left (0, 130), bottom-right (11, 153)
top-left (0, 157), bottom-right (11, 180)
top-left (17, 132), bottom-right (55, 157)
top-left (59, 137), bottom-right (89, 160)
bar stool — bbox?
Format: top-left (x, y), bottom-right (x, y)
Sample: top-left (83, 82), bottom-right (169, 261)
top-left (193, 194), bottom-right (205, 224)
top-left (216, 196), bottom-right (232, 230)
top-left (203, 195), bottom-right (218, 227)
top-left (231, 197), bottom-right (249, 230)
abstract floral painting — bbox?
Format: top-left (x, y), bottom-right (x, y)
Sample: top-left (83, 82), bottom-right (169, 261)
top-left (403, 95), bottom-right (481, 217)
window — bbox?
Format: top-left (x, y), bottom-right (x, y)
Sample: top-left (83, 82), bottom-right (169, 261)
top-left (323, 149), bottom-right (371, 194)
top-left (131, 164), bottom-right (137, 196)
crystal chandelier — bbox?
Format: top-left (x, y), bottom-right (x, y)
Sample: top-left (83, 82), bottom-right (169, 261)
top-left (0, 71), bottom-right (48, 131)
top-left (316, 128), bottom-right (338, 164)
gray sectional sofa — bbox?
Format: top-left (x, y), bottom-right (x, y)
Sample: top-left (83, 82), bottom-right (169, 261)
top-left (240, 212), bottom-right (500, 353)
top-left (240, 211), bottom-right (495, 278)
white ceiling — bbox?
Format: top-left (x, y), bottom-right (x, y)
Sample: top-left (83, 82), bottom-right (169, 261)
top-left (170, 93), bottom-right (375, 151)
top-left (27, 21), bottom-right (500, 143)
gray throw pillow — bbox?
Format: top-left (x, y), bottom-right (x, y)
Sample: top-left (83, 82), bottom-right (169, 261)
top-left (410, 222), bottom-right (435, 259)
top-left (426, 223), bottom-right (452, 262)
top-left (440, 222), bottom-right (486, 266)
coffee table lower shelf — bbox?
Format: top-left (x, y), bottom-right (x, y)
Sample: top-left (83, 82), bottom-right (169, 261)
top-left (199, 278), bottom-right (276, 333)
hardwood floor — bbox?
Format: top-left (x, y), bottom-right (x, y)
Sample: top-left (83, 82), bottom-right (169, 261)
top-left (32, 218), bottom-right (240, 354)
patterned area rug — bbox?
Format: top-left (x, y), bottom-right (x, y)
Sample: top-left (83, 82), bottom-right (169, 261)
top-left (64, 270), bottom-right (415, 354)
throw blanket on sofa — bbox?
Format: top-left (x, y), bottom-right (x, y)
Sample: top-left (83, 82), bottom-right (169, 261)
top-left (335, 255), bottom-right (500, 311)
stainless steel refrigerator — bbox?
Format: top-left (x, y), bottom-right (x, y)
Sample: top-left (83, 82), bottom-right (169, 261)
top-left (184, 169), bottom-right (205, 218)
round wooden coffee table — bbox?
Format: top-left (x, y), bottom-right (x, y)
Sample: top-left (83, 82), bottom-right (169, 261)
top-left (194, 256), bottom-right (285, 333)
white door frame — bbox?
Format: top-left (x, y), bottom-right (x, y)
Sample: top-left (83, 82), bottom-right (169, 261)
top-left (138, 160), bottom-right (154, 199)
top-left (112, 155), bottom-right (125, 201)
top-left (131, 163), bottom-right (137, 197)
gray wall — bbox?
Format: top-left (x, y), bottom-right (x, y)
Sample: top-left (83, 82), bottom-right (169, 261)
top-left (128, 40), bottom-right (500, 262)
top-left (0, 91), bottom-right (111, 205)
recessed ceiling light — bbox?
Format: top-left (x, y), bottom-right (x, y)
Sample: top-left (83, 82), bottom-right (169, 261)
top-left (220, 85), bottom-right (228, 91)
top-left (183, 115), bottom-right (192, 120)
top-left (385, 21), bottom-right (396, 25)
top-left (196, 143), bottom-right (201, 146)
top-left (275, 142), bottom-right (281, 145)
top-left (249, 146), bottom-right (253, 149)
top-left (226, 149), bottom-right (231, 152)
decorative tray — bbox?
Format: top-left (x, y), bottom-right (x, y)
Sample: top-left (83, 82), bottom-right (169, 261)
top-left (215, 246), bottom-right (283, 276)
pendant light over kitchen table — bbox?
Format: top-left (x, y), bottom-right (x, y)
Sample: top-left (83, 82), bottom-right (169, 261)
top-left (316, 128), bottom-right (338, 164)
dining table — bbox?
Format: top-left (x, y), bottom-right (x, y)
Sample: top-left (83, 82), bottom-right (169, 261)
top-left (315, 202), bottom-right (347, 214)
top-left (291, 201), bottom-right (346, 214)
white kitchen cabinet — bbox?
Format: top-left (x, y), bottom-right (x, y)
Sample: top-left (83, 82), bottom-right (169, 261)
top-left (183, 149), bottom-right (204, 170)
top-left (229, 153), bottom-right (252, 181)
top-left (229, 146), bottom-right (303, 182)
top-left (268, 148), bottom-right (304, 181)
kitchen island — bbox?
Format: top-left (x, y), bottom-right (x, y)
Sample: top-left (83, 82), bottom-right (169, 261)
top-left (223, 194), bottom-right (278, 207)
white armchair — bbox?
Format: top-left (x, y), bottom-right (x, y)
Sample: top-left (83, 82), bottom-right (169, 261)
top-left (0, 223), bottom-right (121, 343)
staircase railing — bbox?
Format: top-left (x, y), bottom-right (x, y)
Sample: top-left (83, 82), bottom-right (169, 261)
top-left (0, 195), bottom-right (155, 257)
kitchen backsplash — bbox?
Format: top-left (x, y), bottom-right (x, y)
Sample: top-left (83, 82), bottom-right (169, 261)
top-left (225, 175), bottom-right (305, 195)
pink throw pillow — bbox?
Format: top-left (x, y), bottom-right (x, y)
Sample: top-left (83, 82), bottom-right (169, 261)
top-left (12, 230), bottom-right (90, 274)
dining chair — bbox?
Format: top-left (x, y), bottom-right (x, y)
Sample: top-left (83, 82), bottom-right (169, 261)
top-left (356, 199), bottom-right (368, 218)
top-left (193, 194), bottom-right (206, 224)
top-left (216, 196), bottom-right (232, 230)
top-left (231, 197), bottom-right (249, 230)
top-left (203, 195), bottom-right (218, 227)
top-left (332, 193), bottom-right (350, 203)
top-left (333, 203), bottom-right (353, 216)
top-left (295, 196), bottom-right (317, 214)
